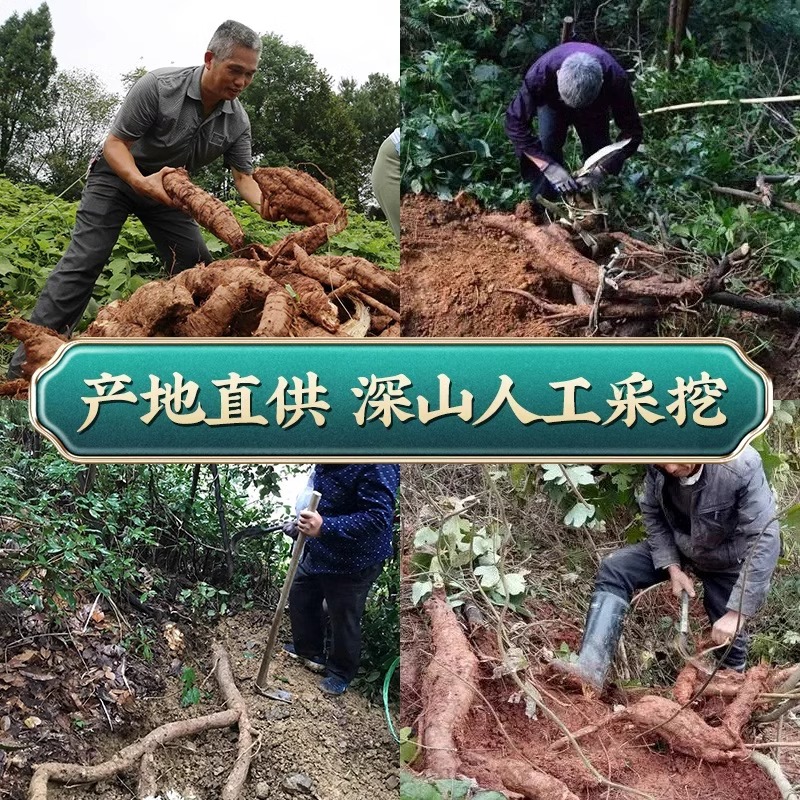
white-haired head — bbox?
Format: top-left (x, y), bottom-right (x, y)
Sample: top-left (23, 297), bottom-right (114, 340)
top-left (557, 52), bottom-right (603, 108)
top-left (208, 20), bottom-right (262, 61)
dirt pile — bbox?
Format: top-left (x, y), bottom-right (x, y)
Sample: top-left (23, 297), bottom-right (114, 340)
top-left (400, 194), bottom-right (800, 396)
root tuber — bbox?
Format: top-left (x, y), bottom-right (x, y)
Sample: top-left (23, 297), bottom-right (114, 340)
top-left (163, 168), bottom-right (246, 250)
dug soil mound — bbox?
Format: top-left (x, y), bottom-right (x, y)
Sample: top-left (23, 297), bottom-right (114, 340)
top-left (402, 591), bottom-right (800, 800)
top-left (400, 194), bottom-right (800, 397)
top-left (3, 609), bottom-right (397, 800)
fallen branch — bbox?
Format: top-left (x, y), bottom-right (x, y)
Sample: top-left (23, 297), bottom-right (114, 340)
top-left (704, 291), bottom-right (800, 325)
top-left (640, 94), bottom-right (800, 116)
top-left (707, 183), bottom-right (800, 216)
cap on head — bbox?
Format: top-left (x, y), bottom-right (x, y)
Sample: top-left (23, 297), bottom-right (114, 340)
top-left (557, 52), bottom-right (603, 108)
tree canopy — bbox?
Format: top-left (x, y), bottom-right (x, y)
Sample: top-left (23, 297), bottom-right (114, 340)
top-left (0, 3), bottom-right (57, 175)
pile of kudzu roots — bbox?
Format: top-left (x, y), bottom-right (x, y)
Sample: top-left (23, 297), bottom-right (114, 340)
top-left (2, 167), bottom-right (399, 394)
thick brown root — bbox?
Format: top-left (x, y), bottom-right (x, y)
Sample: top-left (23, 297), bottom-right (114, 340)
top-left (267, 223), bottom-right (332, 262)
top-left (86, 281), bottom-right (196, 337)
top-left (292, 246), bottom-right (399, 307)
top-left (483, 216), bottom-right (702, 300)
top-left (282, 272), bottom-right (340, 332)
top-left (253, 167), bottom-right (347, 231)
top-left (4, 319), bottom-right (67, 378)
top-left (495, 757), bottom-right (581, 800)
top-left (255, 288), bottom-right (296, 337)
top-left (163, 168), bottom-right (246, 250)
top-left (419, 591), bottom-right (480, 777)
top-left (177, 282), bottom-right (250, 336)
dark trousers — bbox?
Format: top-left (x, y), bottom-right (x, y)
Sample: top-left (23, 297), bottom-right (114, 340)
top-left (288, 559), bottom-right (383, 684)
top-left (523, 104), bottom-right (613, 204)
top-left (596, 541), bottom-right (748, 669)
top-left (9, 163), bottom-right (211, 377)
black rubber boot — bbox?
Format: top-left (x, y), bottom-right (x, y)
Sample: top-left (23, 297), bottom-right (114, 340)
top-left (550, 590), bottom-right (628, 689)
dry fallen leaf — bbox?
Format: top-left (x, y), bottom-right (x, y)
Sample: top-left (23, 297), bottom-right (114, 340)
top-left (163, 623), bottom-right (184, 652)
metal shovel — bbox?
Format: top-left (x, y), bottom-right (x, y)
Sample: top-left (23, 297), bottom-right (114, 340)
top-left (254, 490), bottom-right (322, 702)
top-left (675, 589), bottom-right (695, 664)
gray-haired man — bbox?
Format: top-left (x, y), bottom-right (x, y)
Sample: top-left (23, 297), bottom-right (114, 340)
top-left (506, 42), bottom-right (643, 209)
top-left (8, 20), bottom-right (264, 378)
top-left (551, 448), bottom-right (780, 690)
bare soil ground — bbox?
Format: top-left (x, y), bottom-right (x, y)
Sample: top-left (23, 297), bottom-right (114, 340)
top-left (401, 588), bottom-right (800, 800)
top-left (1, 608), bottom-right (397, 800)
top-left (400, 195), bottom-right (800, 398)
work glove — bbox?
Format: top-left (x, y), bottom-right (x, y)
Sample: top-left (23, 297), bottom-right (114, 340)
top-left (576, 165), bottom-right (606, 192)
top-left (282, 520), bottom-right (299, 540)
top-left (542, 162), bottom-right (579, 194)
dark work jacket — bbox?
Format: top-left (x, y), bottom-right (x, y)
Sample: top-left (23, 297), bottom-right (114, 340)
top-left (303, 464), bottom-right (399, 574)
top-left (505, 42), bottom-right (643, 171)
top-left (640, 446), bottom-right (779, 617)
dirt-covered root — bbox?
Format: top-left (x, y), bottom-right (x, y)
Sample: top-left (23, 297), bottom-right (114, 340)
top-left (625, 664), bottom-right (770, 764)
top-left (419, 591), bottom-right (480, 777)
top-left (469, 756), bottom-right (580, 800)
top-left (282, 272), bottom-right (340, 332)
top-left (3, 319), bottom-right (67, 378)
top-left (0, 378), bottom-right (30, 399)
top-left (86, 280), bottom-right (196, 337)
top-left (255, 288), bottom-right (296, 337)
top-left (177, 282), bottom-right (250, 336)
top-left (482, 215), bottom-right (703, 300)
top-left (625, 694), bottom-right (743, 762)
top-left (266, 223), bottom-right (332, 262)
top-left (27, 643), bottom-right (254, 800)
top-left (292, 246), bottom-right (400, 308)
top-left (163, 168), bottom-right (246, 250)
top-left (253, 166), bottom-right (347, 232)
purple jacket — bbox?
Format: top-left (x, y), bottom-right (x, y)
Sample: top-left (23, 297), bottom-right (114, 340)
top-left (506, 43), bottom-right (642, 169)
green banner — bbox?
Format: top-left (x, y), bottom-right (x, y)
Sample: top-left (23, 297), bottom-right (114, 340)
top-left (29, 339), bottom-right (770, 462)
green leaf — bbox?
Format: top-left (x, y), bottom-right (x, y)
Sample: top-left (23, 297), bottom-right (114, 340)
top-left (782, 503), bottom-right (800, 530)
top-left (411, 580), bottom-right (433, 606)
top-left (433, 779), bottom-right (471, 799)
top-left (414, 526), bottom-right (439, 548)
top-left (564, 502), bottom-right (596, 528)
top-left (502, 572), bottom-right (527, 596)
top-left (473, 565), bottom-right (500, 588)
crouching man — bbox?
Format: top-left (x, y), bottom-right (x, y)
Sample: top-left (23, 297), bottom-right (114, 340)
top-left (552, 448), bottom-right (780, 689)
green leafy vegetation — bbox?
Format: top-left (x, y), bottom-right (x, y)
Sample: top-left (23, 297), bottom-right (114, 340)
top-left (400, 772), bottom-right (506, 800)
top-left (0, 406), bottom-right (400, 698)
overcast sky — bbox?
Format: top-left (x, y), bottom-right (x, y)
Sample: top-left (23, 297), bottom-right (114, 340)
top-left (2, 0), bottom-right (400, 96)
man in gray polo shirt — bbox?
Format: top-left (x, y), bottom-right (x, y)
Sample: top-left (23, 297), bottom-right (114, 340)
top-left (8, 19), bottom-right (264, 378)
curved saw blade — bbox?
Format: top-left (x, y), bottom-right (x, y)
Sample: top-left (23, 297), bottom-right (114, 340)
top-left (574, 139), bottom-right (632, 177)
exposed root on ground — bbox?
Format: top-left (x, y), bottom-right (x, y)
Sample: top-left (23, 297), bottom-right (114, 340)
top-left (27, 643), bottom-right (255, 800)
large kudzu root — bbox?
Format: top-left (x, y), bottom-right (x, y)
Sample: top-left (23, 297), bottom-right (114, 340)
top-left (253, 167), bottom-right (347, 231)
top-left (419, 591), bottom-right (480, 776)
top-left (174, 263), bottom-right (297, 337)
top-left (624, 663), bottom-right (769, 763)
top-left (163, 168), bottom-right (246, 251)
top-left (483, 215), bottom-right (702, 300)
top-left (87, 281), bottom-right (196, 337)
top-left (292, 246), bottom-right (400, 307)
top-left (266, 223), bottom-right (332, 263)
top-left (177, 283), bottom-right (250, 336)
top-left (4, 319), bottom-right (67, 378)
top-left (282, 272), bottom-right (339, 332)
